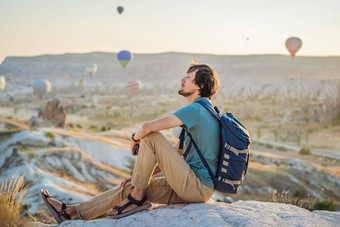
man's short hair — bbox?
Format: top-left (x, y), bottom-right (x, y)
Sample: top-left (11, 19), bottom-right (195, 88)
top-left (187, 64), bottom-right (219, 99)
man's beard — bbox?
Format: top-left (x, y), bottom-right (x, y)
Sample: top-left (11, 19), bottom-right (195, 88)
top-left (178, 88), bottom-right (195, 97)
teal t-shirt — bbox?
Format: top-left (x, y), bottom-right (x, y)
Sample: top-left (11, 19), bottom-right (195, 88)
top-left (173, 97), bottom-right (220, 188)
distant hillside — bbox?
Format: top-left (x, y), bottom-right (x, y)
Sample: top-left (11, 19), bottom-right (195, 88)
top-left (1, 52), bottom-right (339, 82)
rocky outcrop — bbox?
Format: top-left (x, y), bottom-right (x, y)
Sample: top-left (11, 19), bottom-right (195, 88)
top-left (29, 99), bottom-right (68, 128)
top-left (53, 201), bottom-right (339, 227)
top-left (40, 99), bottom-right (68, 128)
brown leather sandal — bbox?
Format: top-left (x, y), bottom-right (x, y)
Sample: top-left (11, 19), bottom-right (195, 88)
top-left (108, 194), bottom-right (151, 219)
top-left (40, 189), bottom-right (71, 224)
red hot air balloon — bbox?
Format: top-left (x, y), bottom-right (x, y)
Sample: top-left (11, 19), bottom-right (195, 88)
top-left (127, 80), bottom-right (142, 96)
top-left (285, 37), bottom-right (302, 59)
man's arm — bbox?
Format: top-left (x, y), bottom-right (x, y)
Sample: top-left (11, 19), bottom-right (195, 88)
top-left (133, 114), bottom-right (183, 140)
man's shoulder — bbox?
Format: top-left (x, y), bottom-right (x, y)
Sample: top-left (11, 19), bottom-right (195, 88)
top-left (179, 102), bottom-right (201, 112)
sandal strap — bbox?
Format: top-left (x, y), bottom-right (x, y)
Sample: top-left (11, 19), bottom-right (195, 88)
top-left (57, 203), bottom-right (71, 220)
top-left (112, 194), bottom-right (148, 215)
top-left (61, 203), bottom-right (67, 212)
top-left (58, 210), bottom-right (72, 220)
top-left (127, 194), bottom-right (147, 206)
top-left (115, 201), bottom-right (134, 215)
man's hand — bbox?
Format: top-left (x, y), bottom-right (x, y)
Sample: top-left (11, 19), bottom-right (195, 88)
top-left (120, 177), bottom-right (134, 189)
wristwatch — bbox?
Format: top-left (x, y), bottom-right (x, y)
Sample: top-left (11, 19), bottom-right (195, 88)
top-left (132, 133), bottom-right (140, 142)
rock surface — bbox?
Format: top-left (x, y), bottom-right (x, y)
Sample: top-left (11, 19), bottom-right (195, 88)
top-left (34, 201), bottom-right (340, 227)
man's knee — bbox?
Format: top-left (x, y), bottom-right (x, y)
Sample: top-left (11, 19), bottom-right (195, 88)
top-left (142, 131), bottom-right (163, 143)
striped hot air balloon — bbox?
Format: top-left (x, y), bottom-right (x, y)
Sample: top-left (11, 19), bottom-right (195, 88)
top-left (127, 80), bottom-right (142, 96)
top-left (117, 50), bottom-right (133, 69)
top-left (285, 37), bottom-right (302, 59)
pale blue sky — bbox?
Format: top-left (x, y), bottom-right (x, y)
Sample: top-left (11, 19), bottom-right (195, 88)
top-left (1, 0), bottom-right (339, 62)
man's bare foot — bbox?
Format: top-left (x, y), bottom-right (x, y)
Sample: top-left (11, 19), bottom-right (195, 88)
top-left (41, 189), bottom-right (76, 221)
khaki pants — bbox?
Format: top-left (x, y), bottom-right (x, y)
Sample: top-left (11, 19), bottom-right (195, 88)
top-left (75, 131), bottom-right (215, 220)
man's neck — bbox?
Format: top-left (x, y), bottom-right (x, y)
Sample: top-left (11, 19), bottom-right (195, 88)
top-left (186, 93), bottom-right (201, 104)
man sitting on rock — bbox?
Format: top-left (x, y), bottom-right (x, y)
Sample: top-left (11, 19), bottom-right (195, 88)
top-left (41, 64), bottom-right (220, 223)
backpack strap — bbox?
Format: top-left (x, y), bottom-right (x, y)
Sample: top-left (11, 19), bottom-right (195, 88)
top-left (197, 101), bottom-right (250, 154)
top-left (225, 142), bottom-right (249, 156)
top-left (185, 130), bottom-right (215, 180)
top-left (244, 152), bottom-right (250, 176)
top-left (178, 128), bottom-right (185, 150)
top-left (179, 128), bottom-right (193, 158)
top-left (183, 139), bottom-right (192, 158)
top-left (196, 101), bottom-right (221, 120)
top-left (179, 101), bottom-right (222, 181)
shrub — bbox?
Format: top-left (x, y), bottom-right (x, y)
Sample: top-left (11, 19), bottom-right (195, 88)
top-left (0, 175), bottom-right (29, 226)
top-left (321, 163), bottom-right (328, 167)
top-left (89, 125), bottom-right (98, 131)
top-left (293, 189), bottom-right (307, 198)
top-left (76, 124), bottom-right (82, 128)
top-left (299, 147), bottom-right (311, 156)
top-left (101, 126), bottom-right (107, 131)
top-left (277, 146), bottom-right (288, 152)
top-left (69, 123), bottom-right (74, 128)
top-left (265, 144), bottom-right (274, 149)
top-left (45, 131), bottom-right (55, 140)
top-left (58, 168), bottom-right (67, 177)
top-left (269, 188), bottom-right (311, 209)
top-left (312, 200), bottom-right (336, 211)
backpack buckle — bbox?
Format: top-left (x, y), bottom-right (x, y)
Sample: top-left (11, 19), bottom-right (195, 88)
top-left (225, 143), bottom-right (231, 150)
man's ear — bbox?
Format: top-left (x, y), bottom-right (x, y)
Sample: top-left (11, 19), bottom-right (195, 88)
top-left (194, 84), bottom-right (201, 90)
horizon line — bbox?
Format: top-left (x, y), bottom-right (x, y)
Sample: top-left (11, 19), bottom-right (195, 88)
top-left (2, 51), bottom-right (340, 62)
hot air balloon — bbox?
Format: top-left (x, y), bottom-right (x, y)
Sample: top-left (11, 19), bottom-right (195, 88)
top-left (16, 66), bottom-right (22, 73)
top-left (117, 6), bottom-right (124, 14)
top-left (0, 76), bottom-right (5, 91)
top-left (117, 50), bottom-right (133, 69)
top-left (285, 37), bottom-right (302, 59)
top-left (5, 73), bottom-right (13, 81)
top-left (33, 79), bottom-right (51, 99)
top-left (85, 63), bottom-right (98, 77)
top-left (127, 80), bottom-right (142, 96)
